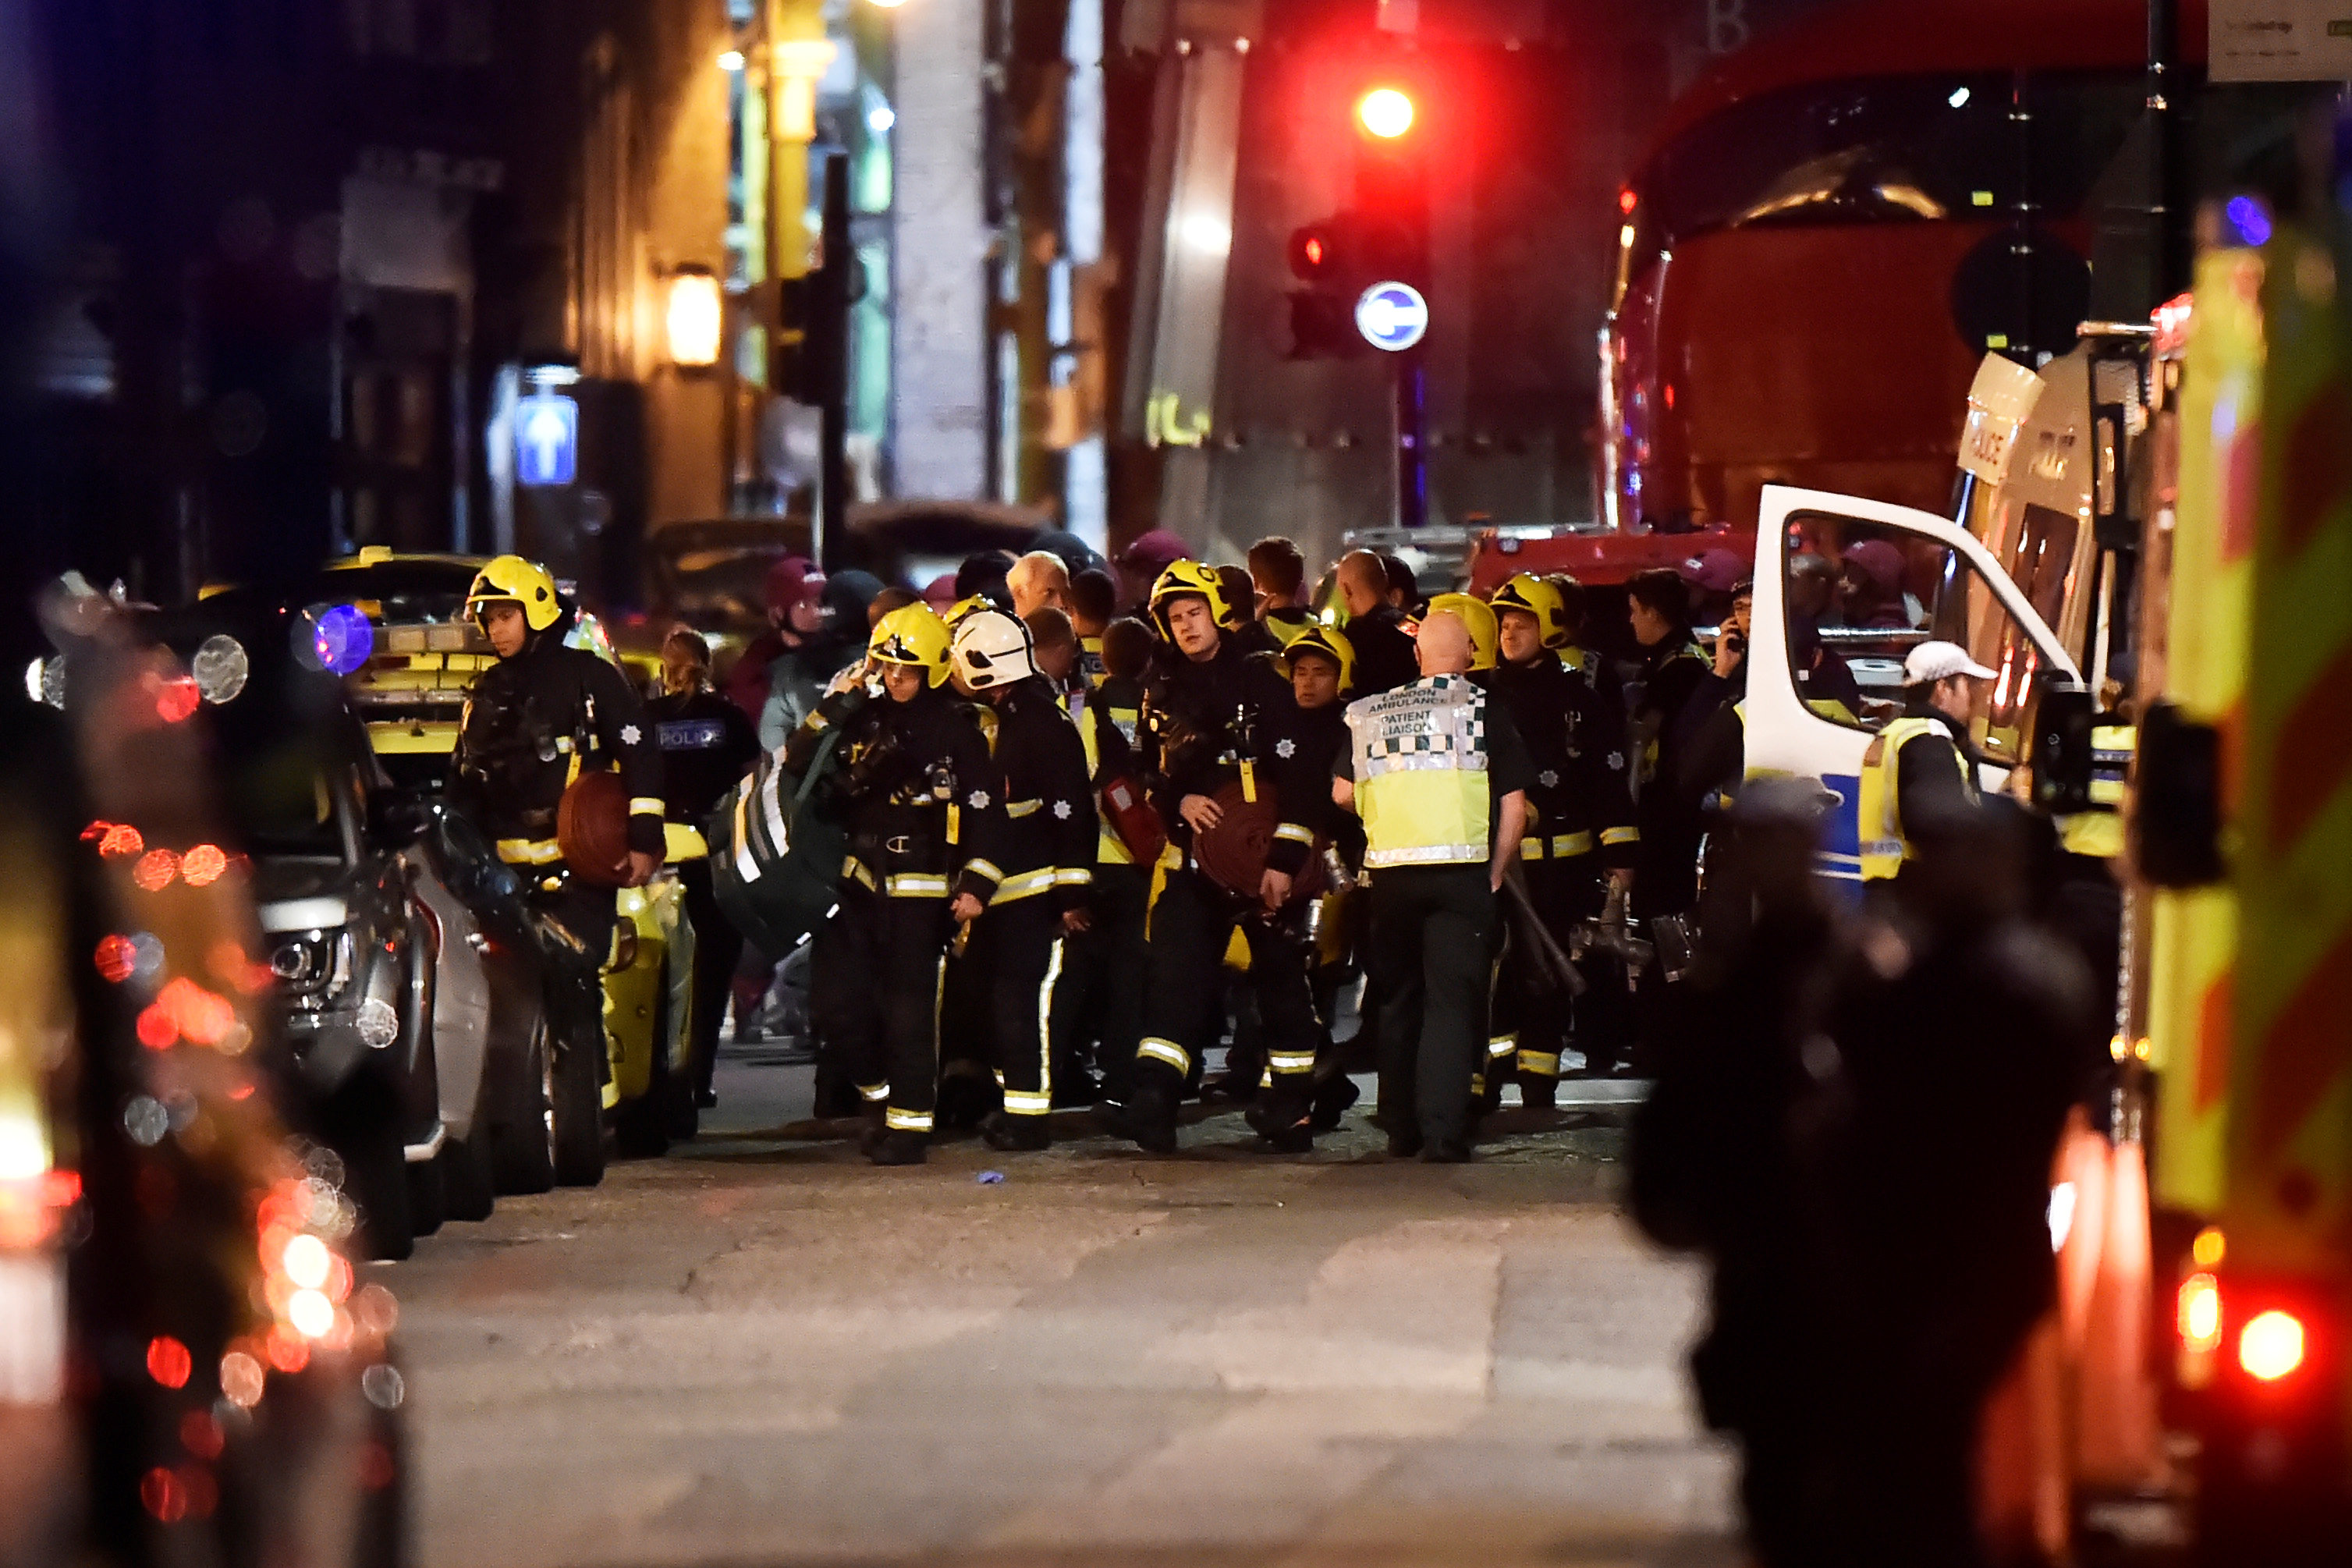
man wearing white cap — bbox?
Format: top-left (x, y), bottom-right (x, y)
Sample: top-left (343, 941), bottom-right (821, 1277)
top-left (1856, 640), bottom-right (1994, 885)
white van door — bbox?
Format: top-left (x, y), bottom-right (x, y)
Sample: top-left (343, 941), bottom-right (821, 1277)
top-left (1746, 484), bottom-right (2082, 889)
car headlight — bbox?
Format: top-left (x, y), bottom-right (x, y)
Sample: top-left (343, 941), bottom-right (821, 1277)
top-left (270, 930), bottom-right (353, 1004)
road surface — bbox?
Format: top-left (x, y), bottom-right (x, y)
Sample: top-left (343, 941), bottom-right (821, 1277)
top-left (381, 1051), bottom-right (1740, 1568)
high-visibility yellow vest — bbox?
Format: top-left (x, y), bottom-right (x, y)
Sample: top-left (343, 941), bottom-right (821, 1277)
top-left (1346, 675), bottom-right (1492, 869)
top-left (2056, 722), bottom-right (2134, 859)
top-left (1073, 688), bottom-right (1141, 865)
top-left (1857, 715), bottom-right (1977, 880)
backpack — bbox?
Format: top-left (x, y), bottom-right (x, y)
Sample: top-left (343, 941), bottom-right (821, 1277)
top-left (705, 729), bottom-right (847, 958)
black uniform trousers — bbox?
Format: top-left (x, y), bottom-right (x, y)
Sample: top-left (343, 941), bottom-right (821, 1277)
top-left (1492, 853), bottom-right (1592, 1084)
top-left (1132, 867), bottom-right (1318, 1116)
top-left (529, 875), bottom-right (619, 1080)
top-left (1367, 863), bottom-right (1497, 1150)
top-left (675, 860), bottom-right (742, 1103)
top-left (1051, 861), bottom-right (1150, 1104)
top-left (965, 894), bottom-right (1066, 1120)
top-left (811, 880), bottom-right (949, 1133)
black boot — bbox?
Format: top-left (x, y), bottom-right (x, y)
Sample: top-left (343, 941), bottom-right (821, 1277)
top-left (1519, 1074), bottom-right (1557, 1111)
top-left (867, 1130), bottom-right (929, 1166)
top-left (1103, 1081), bottom-right (1177, 1154)
top-left (1309, 1071), bottom-right (1360, 1133)
top-left (1243, 1099), bottom-right (1314, 1154)
top-left (981, 1112), bottom-right (1051, 1151)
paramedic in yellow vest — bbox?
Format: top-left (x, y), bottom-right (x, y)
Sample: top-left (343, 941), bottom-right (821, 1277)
top-left (1857, 640), bottom-right (1992, 891)
top-left (1335, 608), bottom-right (1534, 1162)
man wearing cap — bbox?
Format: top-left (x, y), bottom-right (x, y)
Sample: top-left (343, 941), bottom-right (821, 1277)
top-left (726, 556), bottom-right (825, 735)
top-left (1857, 640), bottom-right (1993, 891)
top-left (1114, 529), bottom-right (1190, 614)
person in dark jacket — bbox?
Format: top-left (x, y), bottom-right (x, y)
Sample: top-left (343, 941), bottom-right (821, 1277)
top-left (783, 603), bottom-right (1004, 1165)
top-left (1052, 615), bottom-right (1155, 1105)
top-left (1333, 549), bottom-right (1418, 697)
top-left (1623, 567), bottom-right (1717, 1075)
top-left (1105, 562), bottom-right (1329, 1154)
top-left (946, 608), bottom-right (1097, 1151)
top-left (646, 627), bottom-right (761, 1109)
top-left (1487, 573), bottom-right (1639, 1103)
top-left (450, 555), bottom-right (665, 1183)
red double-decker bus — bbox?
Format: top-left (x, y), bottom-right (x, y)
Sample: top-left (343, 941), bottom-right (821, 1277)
top-left (1600, 0), bottom-right (2196, 535)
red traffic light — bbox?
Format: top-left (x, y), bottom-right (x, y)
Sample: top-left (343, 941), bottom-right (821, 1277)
top-left (1356, 87), bottom-right (1414, 140)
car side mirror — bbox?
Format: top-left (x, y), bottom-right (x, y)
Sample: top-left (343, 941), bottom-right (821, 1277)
top-left (367, 789), bottom-right (432, 847)
top-left (2030, 680), bottom-right (2094, 816)
top-left (2134, 700), bottom-right (2223, 888)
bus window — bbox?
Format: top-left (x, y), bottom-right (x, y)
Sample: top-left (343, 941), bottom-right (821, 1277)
top-left (1785, 511), bottom-right (2045, 760)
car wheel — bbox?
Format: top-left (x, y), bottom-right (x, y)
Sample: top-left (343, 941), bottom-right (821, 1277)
top-left (549, 1011), bottom-right (608, 1187)
top-left (612, 984), bottom-right (672, 1159)
top-left (490, 1014), bottom-right (556, 1195)
top-left (339, 1096), bottom-right (413, 1262)
top-left (440, 1122), bottom-right (496, 1221)
top-left (404, 1148), bottom-right (445, 1237)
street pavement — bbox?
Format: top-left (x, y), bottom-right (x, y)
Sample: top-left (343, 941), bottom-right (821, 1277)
top-left (379, 1049), bottom-right (1741, 1568)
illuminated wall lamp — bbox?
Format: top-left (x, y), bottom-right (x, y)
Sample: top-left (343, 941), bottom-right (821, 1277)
top-left (665, 266), bottom-right (724, 370)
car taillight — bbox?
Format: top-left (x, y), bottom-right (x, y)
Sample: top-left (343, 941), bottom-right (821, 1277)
top-left (2239, 1310), bottom-right (2308, 1382)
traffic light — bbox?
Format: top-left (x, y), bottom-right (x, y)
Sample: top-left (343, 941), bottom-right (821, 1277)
top-left (1282, 78), bottom-right (1431, 360)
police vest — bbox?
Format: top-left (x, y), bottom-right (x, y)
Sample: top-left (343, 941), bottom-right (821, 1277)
top-left (1346, 675), bottom-right (1491, 869)
top-left (2056, 722), bottom-right (2133, 858)
top-left (1857, 715), bottom-right (1977, 880)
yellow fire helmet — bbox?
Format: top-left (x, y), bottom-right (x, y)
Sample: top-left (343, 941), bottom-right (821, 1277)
top-left (1421, 592), bottom-right (1499, 672)
top-left (1148, 559), bottom-right (1233, 638)
top-left (942, 594), bottom-right (995, 630)
top-left (1490, 571), bottom-right (1570, 651)
top-left (465, 554), bottom-right (562, 633)
top-left (868, 601), bottom-right (955, 687)
top-left (1279, 623), bottom-right (1357, 694)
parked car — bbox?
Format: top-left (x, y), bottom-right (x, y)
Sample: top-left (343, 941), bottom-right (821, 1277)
top-left (3, 590), bottom-right (404, 1567)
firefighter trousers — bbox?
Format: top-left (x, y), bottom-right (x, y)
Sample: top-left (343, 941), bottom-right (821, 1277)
top-left (810, 880), bottom-right (949, 1134)
top-left (1049, 862), bottom-right (1149, 1103)
top-left (676, 860), bottom-right (742, 1104)
top-left (1493, 856), bottom-right (1601, 1084)
top-left (967, 896), bottom-right (1067, 1120)
top-left (1132, 867), bottom-right (1318, 1119)
top-left (529, 878), bottom-right (618, 1083)
top-left (1368, 864), bottom-right (1496, 1151)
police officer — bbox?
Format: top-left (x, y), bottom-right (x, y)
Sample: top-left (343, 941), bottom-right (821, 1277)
top-left (1857, 640), bottom-right (1991, 896)
top-left (1488, 573), bottom-right (1637, 1106)
top-left (1336, 608), bottom-right (1534, 1162)
top-left (948, 608), bottom-right (1096, 1151)
top-left (450, 555), bottom-right (665, 1187)
top-left (1109, 561), bottom-right (1325, 1154)
top-left (646, 627), bottom-right (761, 1110)
top-left (786, 604), bottom-right (1002, 1165)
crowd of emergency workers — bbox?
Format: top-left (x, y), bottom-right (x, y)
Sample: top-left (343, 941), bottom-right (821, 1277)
top-left (446, 519), bottom-right (2122, 1183)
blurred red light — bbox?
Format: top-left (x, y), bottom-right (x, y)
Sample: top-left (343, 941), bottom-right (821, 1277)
top-left (95, 935), bottom-right (137, 983)
top-left (179, 1409), bottom-right (225, 1460)
top-left (155, 679), bottom-right (200, 724)
top-left (147, 1335), bottom-right (193, 1389)
top-left (97, 823), bottom-right (144, 858)
top-left (136, 1004), bottom-right (179, 1050)
top-left (140, 1467), bottom-right (186, 1523)
top-left (182, 844), bottom-right (229, 887)
top-left (133, 849), bottom-right (179, 892)
top-left (1619, 188), bottom-right (1637, 215)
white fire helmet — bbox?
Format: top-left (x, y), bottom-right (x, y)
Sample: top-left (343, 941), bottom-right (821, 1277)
top-left (949, 608), bottom-right (1039, 690)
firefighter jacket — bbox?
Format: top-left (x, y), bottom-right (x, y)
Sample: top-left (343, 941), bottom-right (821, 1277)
top-left (1857, 704), bottom-right (1981, 882)
top-left (1136, 637), bottom-right (1321, 878)
top-left (1073, 673), bottom-right (1144, 866)
top-left (1282, 699), bottom-right (1364, 872)
top-left (1627, 636), bottom-right (1715, 911)
top-left (1340, 674), bottom-right (1535, 870)
top-left (783, 681), bottom-right (1002, 903)
top-left (1488, 652), bottom-right (1638, 871)
top-left (452, 631), bottom-right (665, 867)
top-left (974, 676), bottom-right (1097, 912)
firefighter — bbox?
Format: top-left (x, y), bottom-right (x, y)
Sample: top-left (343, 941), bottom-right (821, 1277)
top-left (646, 627), bottom-right (761, 1109)
top-left (1487, 573), bottom-right (1637, 1107)
top-left (1107, 562), bottom-right (1326, 1154)
top-left (1856, 640), bottom-right (1991, 895)
top-left (1336, 608), bottom-right (1534, 1162)
top-left (449, 555), bottom-right (665, 1181)
top-left (948, 608), bottom-right (1096, 1151)
top-left (1277, 623), bottom-right (1365, 1131)
top-left (784, 603), bottom-right (1002, 1165)
top-left (1053, 615), bottom-right (1155, 1105)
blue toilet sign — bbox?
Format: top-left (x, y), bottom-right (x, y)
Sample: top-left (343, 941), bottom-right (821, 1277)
top-left (1353, 282), bottom-right (1429, 353)
top-left (516, 393), bottom-right (579, 487)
